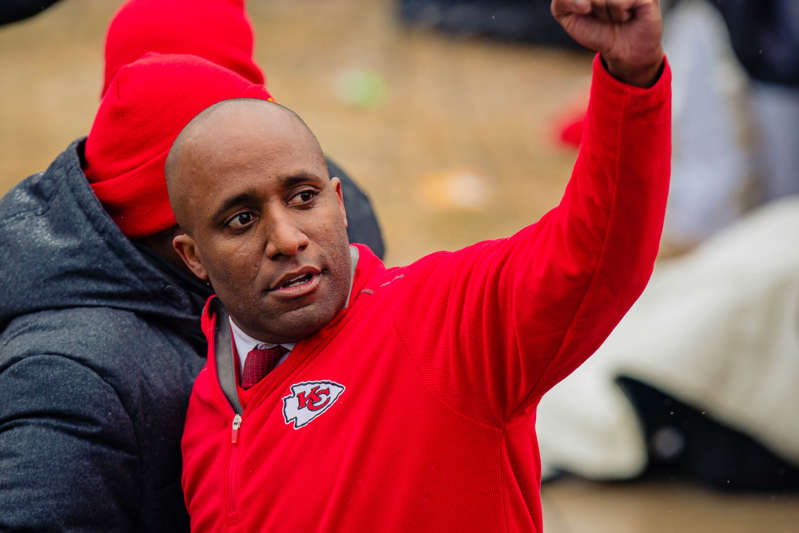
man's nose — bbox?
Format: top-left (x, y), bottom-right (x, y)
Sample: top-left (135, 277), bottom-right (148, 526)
top-left (264, 211), bottom-right (309, 259)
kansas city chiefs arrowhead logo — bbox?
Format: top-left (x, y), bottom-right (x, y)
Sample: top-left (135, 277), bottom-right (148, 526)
top-left (282, 380), bottom-right (345, 429)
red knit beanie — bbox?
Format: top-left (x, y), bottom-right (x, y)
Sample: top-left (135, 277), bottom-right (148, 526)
top-left (85, 52), bottom-right (273, 238)
top-left (102, 0), bottom-right (264, 96)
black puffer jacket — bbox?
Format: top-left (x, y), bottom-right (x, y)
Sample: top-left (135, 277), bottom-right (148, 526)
top-left (0, 141), bottom-right (210, 531)
top-left (0, 140), bottom-right (383, 531)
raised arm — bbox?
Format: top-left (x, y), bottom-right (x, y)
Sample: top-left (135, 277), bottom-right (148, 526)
top-left (524, 0), bottom-right (669, 392)
top-left (399, 0), bottom-right (671, 426)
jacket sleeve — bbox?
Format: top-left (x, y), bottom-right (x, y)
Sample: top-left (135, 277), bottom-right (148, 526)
top-left (403, 55), bottom-right (671, 426)
top-left (0, 354), bottom-right (140, 532)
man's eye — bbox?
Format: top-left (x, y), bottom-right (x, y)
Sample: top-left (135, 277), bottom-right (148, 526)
top-left (227, 211), bottom-right (255, 229)
top-left (288, 189), bottom-right (318, 207)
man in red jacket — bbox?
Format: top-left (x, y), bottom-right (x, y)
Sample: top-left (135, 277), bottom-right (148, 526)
top-left (170, 0), bottom-right (671, 531)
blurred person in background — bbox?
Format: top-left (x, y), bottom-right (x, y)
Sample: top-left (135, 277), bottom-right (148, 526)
top-left (537, 0), bottom-right (799, 486)
top-left (537, 194), bottom-right (799, 491)
top-left (661, 0), bottom-right (799, 249)
top-left (0, 1), bottom-right (382, 531)
top-left (711, 0), bottom-right (799, 203)
top-left (544, 0), bottom-right (798, 252)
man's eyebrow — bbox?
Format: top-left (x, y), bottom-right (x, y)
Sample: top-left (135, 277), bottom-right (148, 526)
top-left (212, 191), bottom-right (258, 221)
top-left (281, 172), bottom-right (326, 187)
top-left (209, 172), bottom-right (324, 221)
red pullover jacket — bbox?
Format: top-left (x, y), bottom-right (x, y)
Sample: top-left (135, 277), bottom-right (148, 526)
top-left (182, 56), bottom-right (671, 533)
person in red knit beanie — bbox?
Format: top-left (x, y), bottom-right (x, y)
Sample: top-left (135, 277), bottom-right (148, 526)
top-left (84, 52), bottom-right (273, 239)
top-left (170, 1), bottom-right (671, 531)
top-left (0, 52), bottom-right (278, 532)
top-left (102, 0), bottom-right (264, 95)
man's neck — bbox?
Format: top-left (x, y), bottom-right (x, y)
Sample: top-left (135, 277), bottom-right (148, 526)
top-left (134, 226), bottom-right (193, 275)
top-left (133, 227), bottom-right (213, 303)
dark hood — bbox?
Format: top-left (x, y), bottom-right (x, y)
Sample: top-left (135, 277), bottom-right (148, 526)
top-left (0, 140), bottom-right (208, 331)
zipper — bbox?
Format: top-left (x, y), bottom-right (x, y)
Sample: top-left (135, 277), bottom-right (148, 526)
top-left (231, 414), bottom-right (242, 444)
top-left (229, 411), bottom-right (243, 519)
top-left (212, 304), bottom-right (245, 524)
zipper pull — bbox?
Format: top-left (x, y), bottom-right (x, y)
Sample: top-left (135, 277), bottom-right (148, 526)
top-left (231, 414), bottom-right (242, 444)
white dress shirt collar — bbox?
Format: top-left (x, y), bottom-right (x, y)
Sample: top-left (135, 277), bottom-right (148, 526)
top-left (229, 317), bottom-right (294, 369)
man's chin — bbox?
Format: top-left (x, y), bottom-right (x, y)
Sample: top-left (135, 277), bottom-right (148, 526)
top-left (259, 304), bottom-right (340, 344)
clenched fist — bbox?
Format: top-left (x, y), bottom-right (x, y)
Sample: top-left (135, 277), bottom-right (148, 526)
top-left (551, 0), bottom-right (664, 87)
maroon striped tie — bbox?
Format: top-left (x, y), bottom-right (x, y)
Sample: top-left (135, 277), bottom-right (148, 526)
top-left (241, 345), bottom-right (287, 389)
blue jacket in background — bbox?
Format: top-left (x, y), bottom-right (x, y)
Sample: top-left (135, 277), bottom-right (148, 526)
top-left (0, 140), bottom-right (209, 531)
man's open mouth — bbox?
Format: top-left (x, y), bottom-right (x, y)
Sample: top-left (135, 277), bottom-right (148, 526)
top-left (269, 268), bottom-right (322, 298)
top-left (280, 272), bottom-right (313, 289)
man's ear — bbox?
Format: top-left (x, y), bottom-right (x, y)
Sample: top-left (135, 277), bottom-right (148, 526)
top-left (173, 233), bottom-right (209, 281)
top-left (330, 177), bottom-right (348, 228)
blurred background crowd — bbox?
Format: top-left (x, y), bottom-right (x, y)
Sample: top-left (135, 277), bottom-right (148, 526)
top-left (1, 0), bottom-right (797, 531)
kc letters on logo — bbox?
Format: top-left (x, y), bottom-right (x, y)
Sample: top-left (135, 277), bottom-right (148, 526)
top-left (283, 380), bottom-right (345, 429)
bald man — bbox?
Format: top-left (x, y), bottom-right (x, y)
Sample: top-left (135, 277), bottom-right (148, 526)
top-left (167, 100), bottom-right (352, 346)
top-left (170, 1), bottom-right (671, 530)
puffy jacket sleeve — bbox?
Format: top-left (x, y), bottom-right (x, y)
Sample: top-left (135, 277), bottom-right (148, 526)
top-left (397, 55), bottom-right (671, 426)
top-left (0, 354), bottom-right (139, 532)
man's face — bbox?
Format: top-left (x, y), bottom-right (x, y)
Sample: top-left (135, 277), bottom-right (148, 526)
top-left (171, 102), bottom-right (351, 343)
